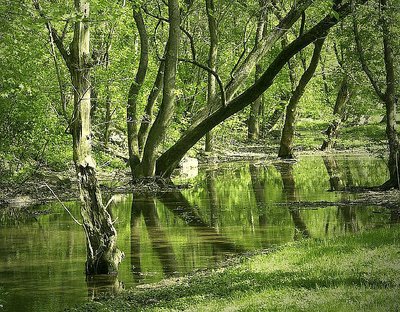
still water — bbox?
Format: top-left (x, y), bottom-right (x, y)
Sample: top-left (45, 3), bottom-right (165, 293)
top-left (0, 156), bottom-right (396, 311)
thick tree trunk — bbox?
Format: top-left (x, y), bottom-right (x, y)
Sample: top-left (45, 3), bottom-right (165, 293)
top-left (381, 0), bottom-right (399, 189)
top-left (127, 8), bottom-right (148, 176)
top-left (354, 0), bottom-right (399, 189)
top-left (278, 37), bottom-right (325, 158)
top-left (69, 0), bottom-right (122, 275)
top-left (156, 3), bottom-right (355, 177)
top-left (321, 77), bottom-right (349, 151)
top-left (140, 0), bottom-right (180, 176)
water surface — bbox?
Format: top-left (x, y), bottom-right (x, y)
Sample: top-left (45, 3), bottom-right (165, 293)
top-left (0, 155), bottom-right (395, 311)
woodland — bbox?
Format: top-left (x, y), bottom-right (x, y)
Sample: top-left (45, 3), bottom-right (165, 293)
top-left (0, 0), bottom-right (400, 310)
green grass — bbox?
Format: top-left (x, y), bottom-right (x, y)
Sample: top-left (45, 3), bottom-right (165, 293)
top-left (70, 225), bottom-right (400, 312)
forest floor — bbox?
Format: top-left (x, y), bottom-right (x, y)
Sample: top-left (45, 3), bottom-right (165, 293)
top-left (69, 224), bottom-right (400, 312)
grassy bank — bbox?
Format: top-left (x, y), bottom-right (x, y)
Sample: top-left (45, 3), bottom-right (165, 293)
top-left (71, 224), bottom-right (400, 312)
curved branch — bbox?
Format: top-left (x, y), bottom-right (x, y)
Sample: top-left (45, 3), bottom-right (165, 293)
top-left (32, 0), bottom-right (70, 66)
top-left (353, 17), bottom-right (385, 100)
top-left (179, 58), bottom-right (226, 107)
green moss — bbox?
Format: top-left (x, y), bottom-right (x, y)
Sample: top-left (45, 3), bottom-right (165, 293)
top-left (70, 225), bottom-right (400, 311)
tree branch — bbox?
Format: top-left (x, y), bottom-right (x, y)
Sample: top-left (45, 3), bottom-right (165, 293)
top-left (353, 16), bottom-right (385, 100)
top-left (32, 0), bottom-right (70, 66)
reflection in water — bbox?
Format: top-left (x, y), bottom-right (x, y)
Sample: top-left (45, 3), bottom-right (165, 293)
top-left (275, 162), bottom-right (311, 239)
top-left (206, 170), bottom-right (219, 230)
top-left (0, 156), bottom-right (396, 312)
top-left (322, 156), bottom-right (359, 233)
top-left (131, 196), bottom-right (178, 278)
top-left (158, 191), bottom-right (244, 254)
top-left (323, 156), bottom-right (344, 191)
top-left (86, 274), bottom-right (124, 300)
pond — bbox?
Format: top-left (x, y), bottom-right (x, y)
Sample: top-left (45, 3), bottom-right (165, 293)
top-left (0, 155), bottom-right (396, 312)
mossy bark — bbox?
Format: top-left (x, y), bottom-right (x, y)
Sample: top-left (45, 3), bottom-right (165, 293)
top-left (278, 37), bottom-right (325, 159)
top-left (69, 0), bottom-right (122, 275)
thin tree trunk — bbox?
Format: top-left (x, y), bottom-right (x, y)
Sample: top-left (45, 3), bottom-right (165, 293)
top-left (249, 0), bottom-right (268, 141)
top-left (104, 87), bottom-right (112, 148)
top-left (205, 0), bottom-right (218, 152)
top-left (278, 37), bottom-right (325, 158)
top-left (321, 76), bottom-right (349, 151)
top-left (137, 60), bottom-right (165, 157)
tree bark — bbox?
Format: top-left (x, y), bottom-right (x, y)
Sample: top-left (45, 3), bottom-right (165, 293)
top-left (156, 2), bottom-right (356, 177)
top-left (140, 0), bottom-right (180, 176)
top-left (34, 0), bottom-right (123, 275)
top-left (321, 76), bottom-right (349, 151)
top-left (69, 0), bottom-right (122, 275)
top-left (205, 0), bottom-right (218, 152)
top-left (278, 37), bottom-right (325, 158)
top-left (127, 7), bottom-right (149, 176)
top-left (353, 0), bottom-right (399, 189)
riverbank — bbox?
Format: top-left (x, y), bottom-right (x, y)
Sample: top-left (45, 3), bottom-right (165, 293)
top-left (70, 224), bottom-right (400, 311)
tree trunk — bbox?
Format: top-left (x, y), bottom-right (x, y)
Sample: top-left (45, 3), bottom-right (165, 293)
top-left (248, 66), bottom-right (263, 140)
top-left (127, 8), bottom-right (148, 176)
top-left (278, 37), bottom-right (325, 158)
top-left (137, 60), bottom-right (165, 157)
top-left (156, 3), bottom-right (356, 177)
top-left (353, 0), bottom-right (399, 189)
top-left (104, 87), bottom-right (112, 148)
top-left (246, 1), bottom-right (268, 141)
top-left (205, 0), bottom-right (218, 152)
top-left (321, 76), bottom-right (349, 151)
top-left (69, 0), bottom-right (122, 275)
top-left (140, 0), bottom-right (180, 176)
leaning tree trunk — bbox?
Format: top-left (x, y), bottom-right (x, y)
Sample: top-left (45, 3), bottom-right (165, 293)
top-left (69, 0), bottom-right (123, 275)
top-left (155, 2), bottom-right (358, 177)
top-left (278, 37), bottom-right (325, 158)
top-left (321, 76), bottom-right (349, 151)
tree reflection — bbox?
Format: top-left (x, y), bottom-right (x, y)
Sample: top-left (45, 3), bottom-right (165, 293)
top-left (130, 195), bottom-right (178, 278)
top-left (276, 162), bottom-right (310, 239)
top-left (158, 191), bottom-right (244, 253)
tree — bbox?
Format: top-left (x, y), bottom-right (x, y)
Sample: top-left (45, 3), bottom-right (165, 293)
top-left (33, 0), bottom-right (123, 274)
top-left (156, 1), bottom-right (363, 177)
top-left (353, 0), bottom-right (399, 189)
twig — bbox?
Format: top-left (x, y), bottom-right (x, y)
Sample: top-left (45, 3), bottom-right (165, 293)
top-left (44, 182), bottom-right (83, 226)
